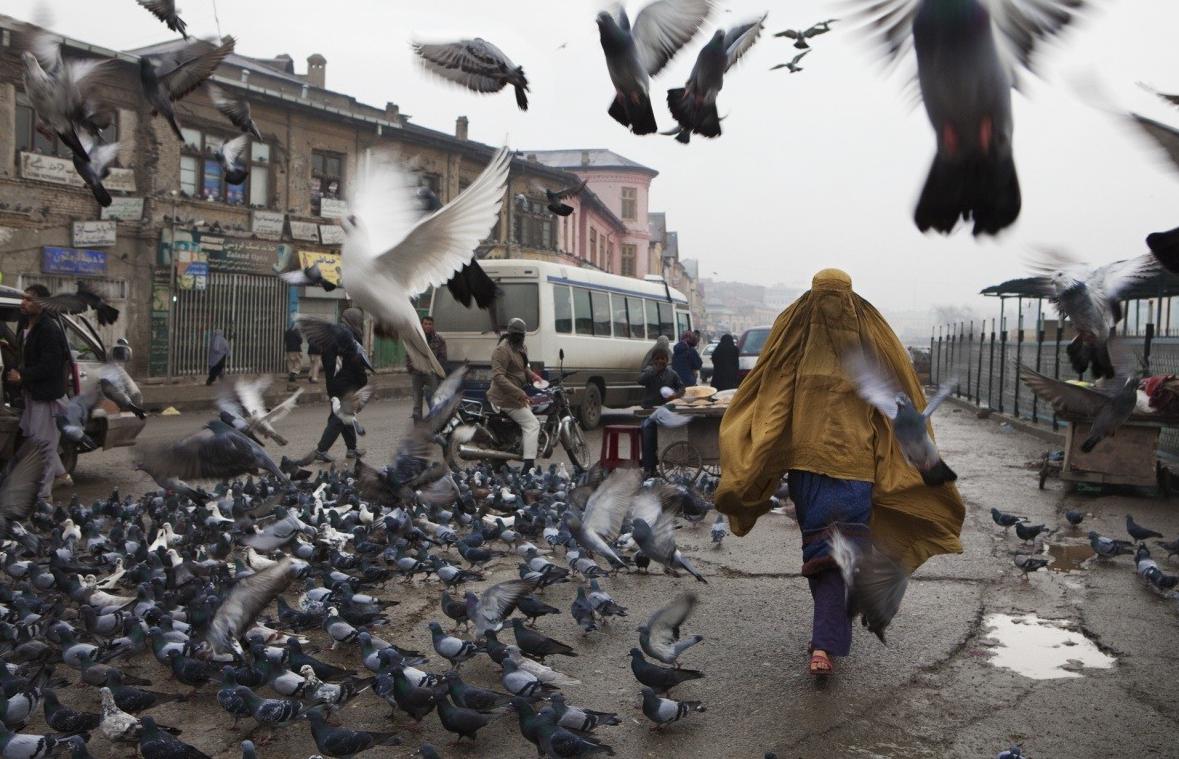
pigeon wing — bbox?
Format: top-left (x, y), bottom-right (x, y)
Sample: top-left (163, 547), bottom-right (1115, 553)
top-left (0, 444), bottom-right (48, 520)
top-left (220, 133), bottom-right (249, 167)
top-left (848, 542), bottom-right (909, 642)
top-left (552, 179), bottom-right (587, 200)
top-left (1130, 114), bottom-right (1179, 173)
top-left (989, 0), bottom-right (1091, 73)
top-left (206, 83), bottom-right (258, 136)
top-left (446, 259), bottom-right (500, 310)
top-left (158, 37), bottom-right (236, 101)
top-left (1094, 254), bottom-right (1160, 302)
top-left (33, 291), bottom-right (89, 315)
top-left (207, 558), bottom-right (295, 654)
top-left (135, 425), bottom-right (259, 481)
top-left (921, 382), bottom-right (955, 418)
top-left (844, 351), bottom-right (900, 420)
top-left (582, 467), bottom-right (642, 542)
top-left (631, 0), bottom-right (716, 77)
top-left (645, 593), bottom-right (697, 650)
top-left (294, 316), bottom-right (349, 355)
top-left (412, 39), bottom-right (512, 93)
top-left (722, 12), bottom-right (768, 71)
top-left (477, 579), bottom-right (536, 626)
top-left (1018, 365), bottom-right (1108, 416)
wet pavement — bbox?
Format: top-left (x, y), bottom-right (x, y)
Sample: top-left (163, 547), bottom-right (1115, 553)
top-left (33, 396), bottom-right (1179, 758)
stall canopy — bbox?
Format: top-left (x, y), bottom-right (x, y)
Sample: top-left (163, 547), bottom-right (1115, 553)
top-left (980, 269), bottom-right (1179, 300)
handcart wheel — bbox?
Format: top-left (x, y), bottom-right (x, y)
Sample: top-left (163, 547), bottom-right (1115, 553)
top-left (659, 441), bottom-right (703, 483)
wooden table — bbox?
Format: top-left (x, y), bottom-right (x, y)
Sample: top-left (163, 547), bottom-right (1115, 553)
top-left (1048, 414), bottom-right (1176, 495)
top-left (636, 401), bottom-right (728, 483)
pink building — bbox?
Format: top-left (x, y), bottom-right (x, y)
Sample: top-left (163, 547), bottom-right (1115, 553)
top-left (528, 149), bottom-right (658, 279)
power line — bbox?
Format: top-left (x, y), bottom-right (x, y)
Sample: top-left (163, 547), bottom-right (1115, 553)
top-left (211, 0), bottom-right (223, 40)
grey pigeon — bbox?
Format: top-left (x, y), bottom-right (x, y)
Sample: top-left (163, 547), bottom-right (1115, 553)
top-left (413, 38), bottom-right (529, 110)
top-left (71, 132), bottom-right (119, 207)
top-left (549, 693), bottom-right (620, 732)
top-left (1065, 510), bottom-right (1084, 527)
top-left (543, 178), bottom-right (587, 216)
top-left (638, 592), bottom-right (703, 666)
top-left (770, 48), bottom-right (811, 73)
top-left (710, 514), bottom-right (728, 546)
top-left (1157, 537), bottom-right (1179, 560)
top-left (428, 622), bottom-right (481, 668)
top-left (464, 579), bottom-right (535, 639)
top-left (0, 445), bottom-right (48, 538)
top-left (306, 707), bottom-right (400, 757)
top-left (133, 418), bottom-right (287, 501)
top-left (19, 27), bottom-right (107, 162)
top-left (666, 12), bottom-right (766, 143)
top-left (139, 36), bottom-right (236, 140)
top-left (217, 377), bottom-right (300, 447)
top-left (564, 467), bottom-right (643, 570)
top-left (629, 648), bottom-right (703, 693)
top-left (570, 586), bottom-right (598, 634)
top-left (510, 618), bottom-right (577, 661)
top-left (1021, 250), bottom-right (1157, 378)
top-left (138, 716), bottom-right (209, 759)
top-left (206, 83), bottom-right (262, 139)
top-left (855, 1), bottom-right (1090, 235)
top-left (1135, 545), bottom-right (1178, 591)
top-left (631, 515), bottom-right (707, 583)
top-left (1013, 522), bottom-right (1049, 543)
top-left (846, 350), bottom-right (956, 485)
top-left (207, 558), bottom-right (296, 656)
top-left (1019, 361), bottom-right (1138, 452)
top-left (596, 0), bottom-right (715, 135)
top-left (830, 528), bottom-right (909, 643)
top-left (33, 281), bottom-right (121, 326)
top-left (1147, 224), bottom-right (1179, 274)
top-left (990, 507), bottom-right (1025, 530)
top-left (214, 132), bottom-right (250, 186)
top-left (640, 687), bottom-right (705, 728)
top-left (281, 262), bottom-right (338, 292)
top-left (138, 0), bottom-right (188, 38)
top-left (1013, 554), bottom-right (1049, 579)
top-left (1087, 531), bottom-right (1134, 559)
top-left (774, 20), bottom-right (837, 48)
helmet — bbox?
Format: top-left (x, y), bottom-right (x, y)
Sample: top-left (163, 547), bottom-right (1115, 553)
top-left (506, 317), bottom-right (527, 335)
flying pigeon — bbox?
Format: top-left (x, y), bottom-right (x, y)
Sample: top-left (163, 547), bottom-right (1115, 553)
top-left (829, 528), bottom-right (909, 643)
top-left (33, 280), bottom-right (120, 325)
top-left (638, 592), bottom-right (703, 666)
top-left (1146, 225), bottom-right (1179, 274)
top-left (217, 377), bottom-right (301, 447)
top-left (207, 558), bottom-right (297, 656)
top-left (72, 132), bottom-right (120, 207)
top-left (464, 578), bottom-right (536, 639)
top-left (666, 12), bottom-right (766, 143)
top-left (774, 19), bottom-right (837, 48)
top-left (139, 36), bottom-right (236, 140)
top-left (1019, 362), bottom-right (1138, 452)
top-left (137, 0), bottom-right (188, 39)
top-left (845, 350), bottom-right (956, 485)
top-left (19, 26), bottom-right (109, 163)
top-left (206, 83), bottom-right (262, 139)
top-left (770, 48), bottom-right (811, 73)
top-left (133, 418), bottom-right (287, 501)
top-left (543, 179), bottom-right (587, 216)
top-left (412, 38), bottom-right (530, 110)
top-left (281, 262), bottom-right (338, 292)
top-left (852, 0), bottom-right (1091, 235)
top-left (1020, 249), bottom-right (1158, 378)
top-left (340, 146), bottom-right (511, 377)
top-left (215, 132), bottom-right (249, 185)
top-left (596, 0), bottom-right (715, 135)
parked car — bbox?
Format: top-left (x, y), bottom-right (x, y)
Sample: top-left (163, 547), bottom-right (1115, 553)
top-left (736, 326), bottom-right (773, 383)
top-left (0, 284), bottom-right (145, 474)
top-left (700, 340), bottom-right (719, 383)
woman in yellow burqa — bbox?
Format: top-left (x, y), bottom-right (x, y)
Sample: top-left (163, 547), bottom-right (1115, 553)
top-left (715, 269), bottom-right (964, 676)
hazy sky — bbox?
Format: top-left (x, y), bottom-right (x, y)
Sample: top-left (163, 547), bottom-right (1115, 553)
top-left (10, 0), bottom-right (1179, 323)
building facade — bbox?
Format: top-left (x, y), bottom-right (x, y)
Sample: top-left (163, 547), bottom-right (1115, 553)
top-left (0, 16), bottom-right (604, 380)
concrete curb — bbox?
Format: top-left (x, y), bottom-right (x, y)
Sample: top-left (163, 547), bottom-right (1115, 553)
top-left (139, 372), bottom-right (414, 413)
top-left (943, 394), bottom-right (1065, 445)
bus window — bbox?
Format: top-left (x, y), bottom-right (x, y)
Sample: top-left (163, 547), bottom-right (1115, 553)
top-left (645, 300), bottom-right (660, 338)
top-left (658, 302), bottom-right (674, 337)
top-left (433, 282), bottom-right (538, 332)
top-left (627, 296), bottom-right (645, 339)
top-left (611, 294), bottom-right (629, 338)
top-left (553, 285), bottom-right (572, 334)
top-left (573, 287), bottom-right (592, 335)
top-left (676, 310), bottom-right (692, 337)
top-left (591, 291), bottom-right (611, 336)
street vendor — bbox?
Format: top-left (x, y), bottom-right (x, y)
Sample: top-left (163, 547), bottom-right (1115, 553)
top-left (715, 269), bottom-right (965, 678)
top-left (638, 346), bottom-right (685, 477)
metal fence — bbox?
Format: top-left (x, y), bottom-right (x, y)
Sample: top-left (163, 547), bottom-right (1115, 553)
top-left (169, 272), bottom-right (287, 376)
top-left (930, 317), bottom-right (1179, 456)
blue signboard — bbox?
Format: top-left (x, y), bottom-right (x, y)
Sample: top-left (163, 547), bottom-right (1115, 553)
top-left (42, 246), bottom-right (107, 276)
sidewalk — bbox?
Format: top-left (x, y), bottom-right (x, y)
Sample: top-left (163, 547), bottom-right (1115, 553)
top-left (138, 370), bottom-right (413, 412)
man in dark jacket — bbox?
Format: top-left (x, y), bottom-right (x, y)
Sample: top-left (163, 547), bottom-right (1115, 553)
top-left (5, 284), bottom-right (72, 496)
top-left (407, 315), bottom-right (447, 421)
top-left (310, 307), bottom-right (368, 461)
top-left (284, 322), bottom-right (303, 383)
top-left (672, 331), bottom-right (702, 387)
top-left (638, 348), bottom-right (684, 477)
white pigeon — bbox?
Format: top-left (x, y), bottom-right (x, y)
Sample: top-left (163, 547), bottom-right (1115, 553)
top-left (340, 146), bottom-right (512, 377)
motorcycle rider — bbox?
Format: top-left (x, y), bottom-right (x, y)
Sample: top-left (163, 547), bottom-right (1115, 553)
top-left (487, 317), bottom-right (543, 472)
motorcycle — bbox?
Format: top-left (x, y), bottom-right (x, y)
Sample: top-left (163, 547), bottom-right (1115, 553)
top-left (441, 349), bottom-right (591, 471)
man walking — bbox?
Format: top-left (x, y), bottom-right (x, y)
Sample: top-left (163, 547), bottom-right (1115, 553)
top-left (5, 285), bottom-right (72, 496)
top-left (284, 321), bottom-right (303, 384)
top-left (672, 331), bottom-right (702, 387)
top-left (309, 307), bottom-right (368, 461)
top-left (408, 315), bottom-right (447, 421)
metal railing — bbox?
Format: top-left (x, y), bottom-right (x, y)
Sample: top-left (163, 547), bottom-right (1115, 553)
top-left (169, 271), bottom-right (287, 376)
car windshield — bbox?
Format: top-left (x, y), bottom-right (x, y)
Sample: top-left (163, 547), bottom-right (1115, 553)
top-left (740, 328), bottom-right (771, 355)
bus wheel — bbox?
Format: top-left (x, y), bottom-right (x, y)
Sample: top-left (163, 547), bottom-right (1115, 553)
top-left (578, 382), bottom-right (602, 430)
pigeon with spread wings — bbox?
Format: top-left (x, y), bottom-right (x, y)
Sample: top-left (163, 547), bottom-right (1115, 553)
top-left (830, 528), bottom-right (909, 643)
top-left (1019, 347), bottom-right (1139, 453)
top-left (1021, 249), bottom-right (1159, 379)
top-left (666, 12), bottom-right (767, 144)
top-left (542, 179), bottom-right (588, 217)
top-left (137, 0), bottom-right (188, 39)
top-left (850, 0), bottom-right (1092, 236)
top-left (206, 83), bottom-right (262, 140)
top-left (844, 350), bottom-right (956, 486)
top-left (33, 280), bottom-right (120, 325)
top-left (341, 147), bottom-right (510, 377)
top-left (139, 36), bottom-right (235, 140)
top-left (774, 19), bottom-right (837, 49)
top-left (412, 38), bottom-right (530, 111)
top-left (416, 187), bottom-right (498, 311)
top-left (596, 0), bottom-right (716, 135)
top-left (19, 24), bottom-right (110, 164)
top-left (217, 377), bottom-right (302, 447)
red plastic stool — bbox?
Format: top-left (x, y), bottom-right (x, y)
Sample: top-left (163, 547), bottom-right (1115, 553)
top-left (599, 425), bottom-right (642, 470)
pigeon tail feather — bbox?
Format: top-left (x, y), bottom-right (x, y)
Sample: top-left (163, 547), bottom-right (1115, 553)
top-left (920, 459), bottom-right (957, 486)
top-left (914, 152), bottom-right (1020, 237)
top-left (625, 92), bottom-right (657, 135)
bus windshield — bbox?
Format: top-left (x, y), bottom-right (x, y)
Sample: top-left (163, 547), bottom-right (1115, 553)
top-left (431, 282), bottom-right (539, 333)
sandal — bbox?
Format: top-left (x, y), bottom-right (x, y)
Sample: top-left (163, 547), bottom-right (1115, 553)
top-left (808, 650), bottom-right (833, 677)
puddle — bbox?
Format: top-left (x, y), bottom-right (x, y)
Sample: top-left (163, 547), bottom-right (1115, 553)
top-left (1046, 542), bottom-right (1096, 572)
top-left (983, 613), bottom-right (1116, 679)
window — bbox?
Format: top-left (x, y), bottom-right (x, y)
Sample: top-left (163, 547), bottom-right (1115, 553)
top-left (611, 294), bottom-right (629, 339)
top-left (621, 187), bottom-right (637, 221)
top-left (178, 128), bottom-right (268, 206)
top-left (512, 197), bottom-right (557, 249)
top-left (553, 285), bottom-right (572, 334)
top-left (627, 297), bottom-right (645, 339)
top-left (15, 103), bottom-right (117, 158)
top-left (658, 302), bottom-right (674, 338)
top-left (621, 244), bottom-right (637, 277)
top-left (311, 150), bottom-right (344, 215)
top-left (591, 291), bottom-right (611, 336)
top-left (646, 300), bottom-right (660, 338)
top-left (588, 229), bottom-right (598, 266)
top-left (431, 283), bottom-right (538, 332)
top-left (676, 310), bottom-right (692, 337)
top-left (573, 287), bottom-right (593, 335)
